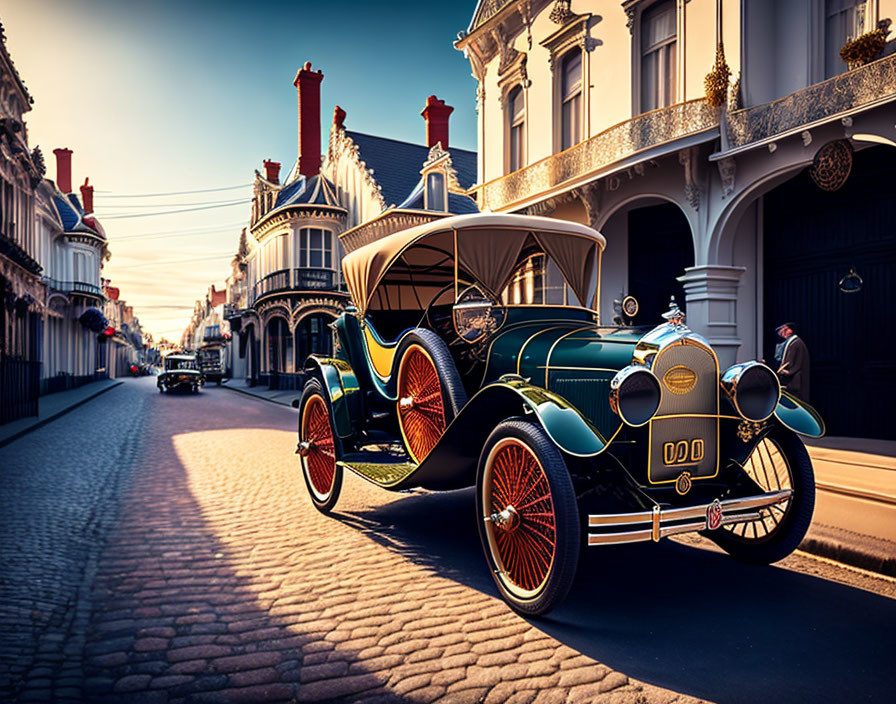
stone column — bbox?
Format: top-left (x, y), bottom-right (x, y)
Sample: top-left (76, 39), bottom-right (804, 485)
top-left (677, 265), bottom-right (745, 369)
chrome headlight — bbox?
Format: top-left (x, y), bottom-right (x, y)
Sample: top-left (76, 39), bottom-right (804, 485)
top-left (721, 362), bottom-right (781, 422)
top-left (609, 365), bottom-right (661, 427)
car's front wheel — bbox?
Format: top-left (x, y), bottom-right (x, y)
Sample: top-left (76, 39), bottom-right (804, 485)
top-left (476, 420), bottom-right (580, 616)
top-left (298, 379), bottom-right (343, 514)
top-left (708, 428), bottom-right (814, 564)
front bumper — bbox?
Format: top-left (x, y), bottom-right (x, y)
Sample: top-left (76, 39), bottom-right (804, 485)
top-left (587, 489), bottom-right (791, 545)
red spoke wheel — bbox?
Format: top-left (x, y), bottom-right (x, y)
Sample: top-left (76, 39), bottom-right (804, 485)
top-left (299, 380), bottom-right (343, 513)
top-left (706, 429), bottom-right (814, 564)
top-left (397, 344), bottom-right (447, 463)
top-left (477, 420), bottom-right (579, 616)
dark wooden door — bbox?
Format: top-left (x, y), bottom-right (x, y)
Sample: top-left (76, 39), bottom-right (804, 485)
top-left (764, 145), bottom-right (896, 440)
top-left (628, 203), bottom-right (694, 325)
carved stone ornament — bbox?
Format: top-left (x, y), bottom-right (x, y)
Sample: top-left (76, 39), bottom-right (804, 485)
top-left (717, 156), bottom-right (735, 197)
top-left (491, 23), bottom-right (522, 75)
top-left (575, 184), bottom-right (601, 228)
top-left (678, 147), bottom-right (700, 210)
top-left (625, 7), bottom-right (636, 34)
top-left (550, 0), bottom-right (575, 24)
top-left (809, 140), bottom-right (853, 192)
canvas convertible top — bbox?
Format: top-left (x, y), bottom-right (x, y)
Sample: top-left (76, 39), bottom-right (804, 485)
top-left (341, 213), bottom-right (607, 316)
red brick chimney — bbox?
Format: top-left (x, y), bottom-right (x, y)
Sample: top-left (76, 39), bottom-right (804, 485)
top-left (263, 159), bottom-right (281, 184)
top-left (80, 177), bottom-right (94, 214)
top-left (421, 96), bottom-right (453, 150)
top-left (293, 61), bottom-right (323, 178)
top-left (53, 147), bottom-right (73, 193)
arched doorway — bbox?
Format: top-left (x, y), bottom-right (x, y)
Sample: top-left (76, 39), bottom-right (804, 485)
top-left (264, 316), bottom-right (294, 388)
top-left (763, 145), bottom-right (895, 439)
top-left (599, 200), bottom-right (694, 326)
top-left (295, 313), bottom-right (334, 365)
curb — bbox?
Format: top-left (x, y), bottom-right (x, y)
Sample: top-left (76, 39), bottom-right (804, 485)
top-left (800, 534), bottom-right (896, 578)
top-left (222, 383), bottom-right (296, 408)
top-left (0, 381), bottom-right (124, 449)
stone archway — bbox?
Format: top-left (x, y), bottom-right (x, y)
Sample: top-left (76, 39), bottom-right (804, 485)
top-left (596, 195), bottom-right (695, 328)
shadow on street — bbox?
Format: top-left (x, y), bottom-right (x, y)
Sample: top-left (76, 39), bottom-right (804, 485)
top-left (342, 486), bottom-right (896, 703)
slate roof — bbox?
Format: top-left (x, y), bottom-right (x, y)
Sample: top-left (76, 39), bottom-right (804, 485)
top-left (274, 173), bottom-right (342, 209)
top-left (397, 177), bottom-right (479, 215)
top-left (51, 190), bottom-right (105, 238)
top-left (346, 131), bottom-right (477, 208)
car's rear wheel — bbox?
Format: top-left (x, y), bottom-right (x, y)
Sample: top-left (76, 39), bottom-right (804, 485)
top-left (395, 330), bottom-right (467, 463)
top-left (708, 429), bottom-right (814, 564)
top-left (299, 379), bottom-right (343, 514)
top-left (476, 420), bottom-right (580, 616)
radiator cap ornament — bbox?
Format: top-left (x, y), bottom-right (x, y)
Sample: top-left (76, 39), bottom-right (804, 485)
top-left (706, 499), bottom-right (723, 530)
top-left (661, 296), bottom-right (686, 326)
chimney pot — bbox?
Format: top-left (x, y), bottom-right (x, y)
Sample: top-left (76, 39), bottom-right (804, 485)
top-left (421, 95), bottom-right (453, 149)
top-left (263, 159), bottom-right (281, 184)
top-left (80, 177), bottom-right (94, 214)
top-left (333, 105), bottom-right (346, 129)
top-left (53, 147), bottom-right (73, 193)
top-left (293, 61), bottom-right (324, 178)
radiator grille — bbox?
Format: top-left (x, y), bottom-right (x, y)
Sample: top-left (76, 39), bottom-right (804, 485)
top-left (552, 375), bottom-right (616, 439)
top-left (648, 340), bottom-right (719, 483)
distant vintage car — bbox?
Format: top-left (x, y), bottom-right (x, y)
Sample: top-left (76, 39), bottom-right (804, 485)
top-left (197, 345), bottom-right (227, 385)
top-left (157, 354), bottom-right (204, 394)
top-left (294, 213), bottom-right (825, 615)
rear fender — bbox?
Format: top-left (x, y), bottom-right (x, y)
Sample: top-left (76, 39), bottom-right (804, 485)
top-left (773, 391), bottom-right (825, 438)
top-left (303, 356), bottom-right (361, 439)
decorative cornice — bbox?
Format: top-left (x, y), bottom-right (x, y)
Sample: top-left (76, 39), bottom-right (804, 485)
top-left (325, 127), bottom-right (387, 211)
top-left (250, 205), bottom-right (347, 239)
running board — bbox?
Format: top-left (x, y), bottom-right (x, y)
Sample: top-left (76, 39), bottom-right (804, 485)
top-left (339, 449), bottom-right (417, 488)
top-left (587, 489), bottom-right (792, 545)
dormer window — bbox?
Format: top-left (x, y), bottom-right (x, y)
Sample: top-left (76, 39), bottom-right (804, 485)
top-left (425, 171), bottom-right (447, 211)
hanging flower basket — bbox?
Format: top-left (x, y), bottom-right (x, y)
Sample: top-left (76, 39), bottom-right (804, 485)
top-left (79, 308), bottom-right (108, 333)
top-left (840, 27), bottom-right (888, 69)
top-left (704, 43), bottom-right (731, 108)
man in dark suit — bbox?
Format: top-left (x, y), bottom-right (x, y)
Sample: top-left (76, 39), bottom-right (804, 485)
top-left (774, 322), bottom-right (810, 401)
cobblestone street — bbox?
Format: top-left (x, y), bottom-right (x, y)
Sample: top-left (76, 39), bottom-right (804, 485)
top-left (2, 379), bottom-right (895, 703)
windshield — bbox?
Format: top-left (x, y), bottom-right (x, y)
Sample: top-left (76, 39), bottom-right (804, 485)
top-left (165, 357), bottom-right (198, 371)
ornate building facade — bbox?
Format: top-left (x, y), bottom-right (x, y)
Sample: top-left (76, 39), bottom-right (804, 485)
top-left (0, 22), bottom-right (45, 422)
top-left (226, 63), bottom-right (477, 390)
top-left (456, 0), bottom-right (896, 439)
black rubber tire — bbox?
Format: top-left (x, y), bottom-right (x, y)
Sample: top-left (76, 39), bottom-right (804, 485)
top-left (393, 329), bottom-right (468, 420)
top-left (476, 419), bottom-right (580, 617)
top-left (298, 379), bottom-right (343, 514)
top-left (708, 428), bottom-right (815, 564)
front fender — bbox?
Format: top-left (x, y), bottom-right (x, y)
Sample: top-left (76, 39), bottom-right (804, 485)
top-left (773, 391), bottom-right (825, 438)
top-left (303, 356), bottom-right (361, 438)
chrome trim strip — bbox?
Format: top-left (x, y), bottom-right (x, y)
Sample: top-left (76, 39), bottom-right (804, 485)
top-left (586, 490), bottom-right (791, 546)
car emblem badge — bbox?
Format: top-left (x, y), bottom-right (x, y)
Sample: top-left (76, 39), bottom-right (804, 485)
top-left (675, 471), bottom-right (692, 495)
top-left (706, 499), bottom-right (723, 530)
top-left (663, 365), bottom-right (697, 395)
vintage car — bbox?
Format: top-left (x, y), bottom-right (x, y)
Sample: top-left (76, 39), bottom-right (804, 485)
top-left (157, 353), bottom-right (204, 394)
top-left (295, 213), bottom-right (825, 615)
top-left (198, 345), bottom-right (227, 384)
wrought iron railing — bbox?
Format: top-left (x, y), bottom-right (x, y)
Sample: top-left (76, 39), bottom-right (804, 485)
top-left (252, 269), bottom-right (291, 303)
top-left (44, 278), bottom-right (104, 297)
top-left (725, 53), bottom-right (896, 149)
top-left (475, 98), bottom-right (719, 211)
top-left (293, 268), bottom-right (342, 291)
top-left (1, 358), bottom-right (40, 424)
top-left (40, 371), bottom-right (108, 396)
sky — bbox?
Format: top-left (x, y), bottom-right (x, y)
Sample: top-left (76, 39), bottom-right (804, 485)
top-left (1, 0), bottom-right (479, 341)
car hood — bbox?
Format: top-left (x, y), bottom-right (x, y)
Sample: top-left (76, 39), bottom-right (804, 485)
top-left (483, 322), bottom-right (642, 386)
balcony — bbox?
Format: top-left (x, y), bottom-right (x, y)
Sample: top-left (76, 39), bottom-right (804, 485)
top-left (251, 267), bottom-right (345, 305)
top-left (473, 98), bottom-right (719, 212)
top-left (724, 53), bottom-right (896, 153)
top-left (45, 278), bottom-right (104, 298)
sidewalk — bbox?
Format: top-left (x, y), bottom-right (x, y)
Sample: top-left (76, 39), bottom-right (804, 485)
top-left (222, 378), bottom-right (300, 408)
top-left (803, 441), bottom-right (896, 576)
top-left (0, 378), bottom-right (123, 448)
top-left (225, 382), bottom-right (896, 577)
